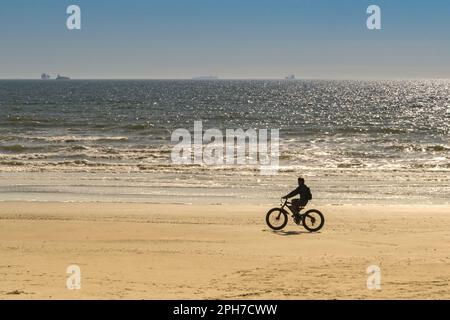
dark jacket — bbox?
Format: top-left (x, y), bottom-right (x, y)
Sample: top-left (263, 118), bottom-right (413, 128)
top-left (284, 185), bottom-right (312, 200)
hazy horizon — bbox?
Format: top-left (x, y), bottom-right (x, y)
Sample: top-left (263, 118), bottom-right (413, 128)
top-left (2, 77), bottom-right (450, 81)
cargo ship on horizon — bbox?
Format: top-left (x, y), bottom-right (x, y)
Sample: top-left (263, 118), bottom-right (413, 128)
top-left (56, 74), bottom-right (71, 80)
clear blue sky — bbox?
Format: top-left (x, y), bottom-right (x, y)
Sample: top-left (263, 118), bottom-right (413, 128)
top-left (1, 0), bottom-right (450, 79)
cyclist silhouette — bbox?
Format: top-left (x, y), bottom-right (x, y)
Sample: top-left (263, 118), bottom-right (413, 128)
top-left (266, 178), bottom-right (323, 231)
top-left (282, 177), bottom-right (312, 221)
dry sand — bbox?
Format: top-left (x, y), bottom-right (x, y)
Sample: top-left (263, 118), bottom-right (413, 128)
top-left (0, 202), bottom-right (449, 299)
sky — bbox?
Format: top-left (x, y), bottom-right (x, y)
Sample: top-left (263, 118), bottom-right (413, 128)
top-left (1, 0), bottom-right (450, 79)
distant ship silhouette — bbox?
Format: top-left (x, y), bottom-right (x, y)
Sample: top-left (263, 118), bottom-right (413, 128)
top-left (56, 74), bottom-right (71, 80)
top-left (41, 73), bottom-right (51, 80)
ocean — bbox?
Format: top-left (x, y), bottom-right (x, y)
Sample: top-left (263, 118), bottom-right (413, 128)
top-left (0, 79), bottom-right (449, 205)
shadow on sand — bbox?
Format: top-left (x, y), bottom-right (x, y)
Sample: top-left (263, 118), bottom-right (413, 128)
top-left (269, 230), bottom-right (319, 236)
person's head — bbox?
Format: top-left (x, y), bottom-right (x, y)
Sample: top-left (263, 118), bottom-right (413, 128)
top-left (298, 177), bottom-right (305, 185)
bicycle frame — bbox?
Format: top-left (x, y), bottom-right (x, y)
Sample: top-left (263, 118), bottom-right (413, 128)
top-left (280, 198), bottom-right (305, 217)
top-left (280, 198), bottom-right (290, 210)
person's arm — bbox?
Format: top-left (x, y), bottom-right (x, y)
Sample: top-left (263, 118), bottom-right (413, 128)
top-left (282, 187), bottom-right (300, 199)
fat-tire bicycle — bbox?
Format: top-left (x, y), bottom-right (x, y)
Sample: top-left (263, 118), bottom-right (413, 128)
top-left (265, 198), bottom-right (325, 232)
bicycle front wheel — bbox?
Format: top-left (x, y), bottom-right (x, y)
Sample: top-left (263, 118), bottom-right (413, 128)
top-left (265, 208), bottom-right (288, 230)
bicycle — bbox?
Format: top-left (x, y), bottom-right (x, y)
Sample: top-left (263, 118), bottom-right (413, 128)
top-left (265, 198), bottom-right (325, 232)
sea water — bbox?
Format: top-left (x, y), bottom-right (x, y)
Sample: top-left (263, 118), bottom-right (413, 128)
top-left (0, 80), bottom-right (448, 204)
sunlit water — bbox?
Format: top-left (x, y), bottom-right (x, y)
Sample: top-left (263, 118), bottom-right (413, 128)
top-left (0, 80), bottom-right (449, 204)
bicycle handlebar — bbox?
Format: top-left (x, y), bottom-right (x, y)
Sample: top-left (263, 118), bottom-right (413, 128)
top-left (280, 198), bottom-right (291, 206)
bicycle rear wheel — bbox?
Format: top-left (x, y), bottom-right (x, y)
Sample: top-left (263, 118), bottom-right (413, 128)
top-left (265, 208), bottom-right (288, 230)
top-left (302, 209), bottom-right (325, 232)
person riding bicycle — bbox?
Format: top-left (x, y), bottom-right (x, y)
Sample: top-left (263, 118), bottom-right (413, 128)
top-left (282, 177), bottom-right (312, 222)
top-left (265, 177), bottom-right (323, 231)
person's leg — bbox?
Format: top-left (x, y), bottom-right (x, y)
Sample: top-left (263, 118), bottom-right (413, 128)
top-left (298, 200), bottom-right (308, 212)
top-left (291, 199), bottom-right (302, 224)
top-left (291, 199), bottom-right (300, 214)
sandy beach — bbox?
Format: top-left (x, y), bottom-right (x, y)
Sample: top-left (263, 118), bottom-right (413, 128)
top-left (0, 202), bottom-right (448, 300)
